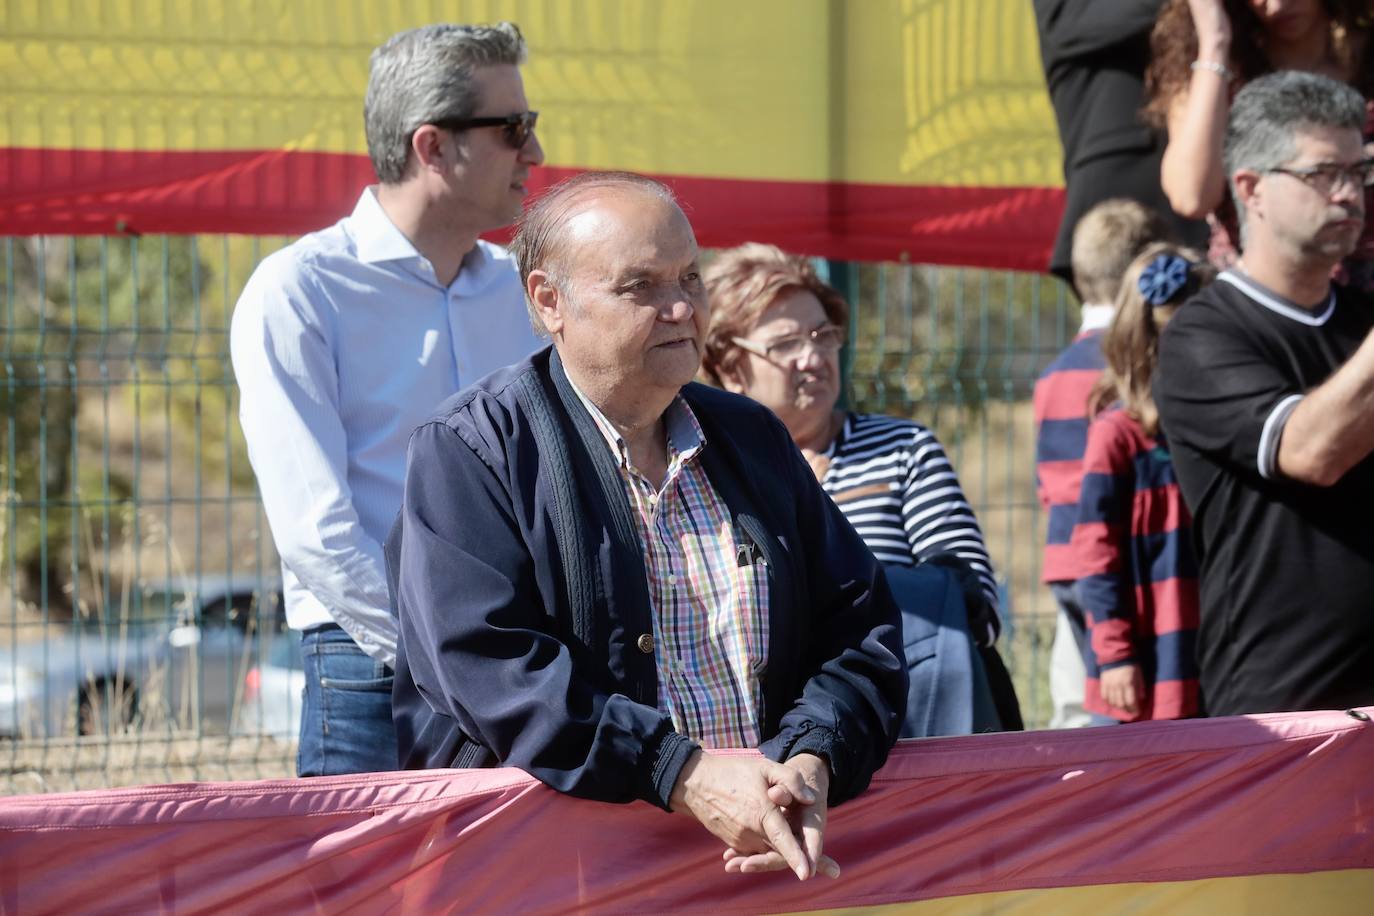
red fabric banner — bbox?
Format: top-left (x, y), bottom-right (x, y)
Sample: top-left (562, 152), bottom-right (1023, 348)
top-left (0, 151), bottom-right (1062, 270)
top-left (1, 708), bottom-right (1371, 913)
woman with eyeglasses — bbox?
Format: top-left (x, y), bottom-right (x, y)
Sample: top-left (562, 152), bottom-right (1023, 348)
top-left (1144, 0), bottom-right (1372, 288)
top-left (700, 243), bottom-right (1021, 737)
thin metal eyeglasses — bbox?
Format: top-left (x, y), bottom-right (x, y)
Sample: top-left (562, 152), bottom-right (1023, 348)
top-left (429, 111), bottom-right (539, 150)
top-left (1264, 158), bottom-right (1374, 196)
top-left (731, 324), bottom-right (845, 362)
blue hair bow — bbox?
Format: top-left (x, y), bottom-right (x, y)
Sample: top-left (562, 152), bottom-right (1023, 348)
top-left (1137, 254), bottom-right (1191, 307)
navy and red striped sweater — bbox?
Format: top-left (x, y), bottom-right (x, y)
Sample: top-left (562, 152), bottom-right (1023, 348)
top-left (1034, 332), bottom-right (1106, 583)
top-left (1071, 407), bottom-right (1200, 721)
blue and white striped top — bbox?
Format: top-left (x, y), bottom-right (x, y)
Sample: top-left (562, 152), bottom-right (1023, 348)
top-left (820, 413), bottom-right (1000, 629)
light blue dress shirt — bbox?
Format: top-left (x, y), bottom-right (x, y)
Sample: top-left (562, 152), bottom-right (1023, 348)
top-left (230, 188), bottom-right (542, 665)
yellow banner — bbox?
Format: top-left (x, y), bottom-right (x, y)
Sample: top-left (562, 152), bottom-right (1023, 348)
top-left (1, 0), bottom-right (1060, 189)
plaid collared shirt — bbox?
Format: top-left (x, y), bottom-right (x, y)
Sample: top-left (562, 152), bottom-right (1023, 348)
top-left (571, 383), bottom-right (770, 749)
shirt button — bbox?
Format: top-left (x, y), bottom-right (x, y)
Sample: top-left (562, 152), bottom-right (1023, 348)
top-left (666, 574), bottom-right (679, 586)
top-left (636, 633), bottom-right (655, 654)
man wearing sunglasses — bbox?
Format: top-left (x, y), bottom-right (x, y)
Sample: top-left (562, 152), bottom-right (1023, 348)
top-left (230, 22), bottom-right (545, 775)
top-left (1156, 71), bottom-right (1374, 718)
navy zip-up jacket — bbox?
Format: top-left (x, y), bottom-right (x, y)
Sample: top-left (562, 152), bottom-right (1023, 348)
top-left (387, 347), bottom-right (906, 810)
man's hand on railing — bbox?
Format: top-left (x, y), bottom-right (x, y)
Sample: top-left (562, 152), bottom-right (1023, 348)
top-left (669, 748), bottom-right (834, 880)
top-left (722, 752), bottom-right (839, 879)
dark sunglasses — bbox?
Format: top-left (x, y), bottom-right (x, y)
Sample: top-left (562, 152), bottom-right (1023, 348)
top-left (429, 111), bottom-right (539, 150)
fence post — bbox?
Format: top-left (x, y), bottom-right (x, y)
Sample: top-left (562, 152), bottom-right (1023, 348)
top-left (820, 258), bottom-right (853, 408)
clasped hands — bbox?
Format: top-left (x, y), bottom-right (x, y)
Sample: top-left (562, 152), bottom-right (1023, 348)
top-left (669, 748), bottom-right (839, 881)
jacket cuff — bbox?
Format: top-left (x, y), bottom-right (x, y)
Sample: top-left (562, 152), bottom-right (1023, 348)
top-left (647, 729), bottom-right (699, 811)
top-left (785, 726), bottom-right (843, 803)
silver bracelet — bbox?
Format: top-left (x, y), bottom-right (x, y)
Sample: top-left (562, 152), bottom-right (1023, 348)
top-left (1191, 59), bottom-right (1234, 81)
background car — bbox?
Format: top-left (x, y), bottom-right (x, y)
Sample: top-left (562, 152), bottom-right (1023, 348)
top-left (240, 631), bottom-right (304, 741)
top-left (0, 576), bottom-right (284, 738)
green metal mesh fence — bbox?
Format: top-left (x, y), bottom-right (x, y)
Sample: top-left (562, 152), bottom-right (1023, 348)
top-left (1, 236), bottom-right (1074, 792)
top-left (831, 260), bottom-right (1073, 731)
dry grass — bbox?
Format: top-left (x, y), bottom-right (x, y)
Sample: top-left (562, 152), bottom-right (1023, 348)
top-left (1, 734), bottom-right (294, 795)
top-left (0, 383), bottom-right (294, 792)
top-left (66, 385), bottom-right (279, 596)
top-left (0, 372), bottom-right (279, 632)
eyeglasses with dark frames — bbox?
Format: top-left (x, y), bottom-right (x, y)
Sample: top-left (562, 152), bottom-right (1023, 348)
top-left (732, 324), bottom-right (846, 362)
top-left (428, 110), bottom-right (539, 150)
top-left (1264, 158), bottom-right (1374, 196)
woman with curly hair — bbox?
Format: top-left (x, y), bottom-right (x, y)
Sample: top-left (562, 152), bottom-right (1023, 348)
top-left (1143, 0), bottom-right (1372, 286)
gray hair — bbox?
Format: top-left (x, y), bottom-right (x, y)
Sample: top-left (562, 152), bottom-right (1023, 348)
top-left (509, 172), bottom-right (681, 336)
top-left (364, 22), bottom-right (527, 185)
top-left (1224, 70), bottom-right (1368, 238)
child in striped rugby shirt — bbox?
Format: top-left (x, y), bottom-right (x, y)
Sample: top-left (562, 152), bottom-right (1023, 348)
top-left (1070, 245), bottom-right (1213, 723)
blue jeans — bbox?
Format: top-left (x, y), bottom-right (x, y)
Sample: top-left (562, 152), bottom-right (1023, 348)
top-left (298, 623), bottom-right (398, 776)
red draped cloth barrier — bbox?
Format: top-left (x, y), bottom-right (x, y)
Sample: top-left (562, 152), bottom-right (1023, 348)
top-left (1, 709), bottom-right (1371, 913)
top-left (0, 152), bottom-right (1062, 271)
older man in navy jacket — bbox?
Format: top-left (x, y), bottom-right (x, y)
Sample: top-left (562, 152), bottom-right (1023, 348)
top-left (386, 172), bottom-right (906, 881)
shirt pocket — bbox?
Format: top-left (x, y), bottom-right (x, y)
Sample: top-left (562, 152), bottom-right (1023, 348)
top-left (732, 526), bottom-right (771, 682)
